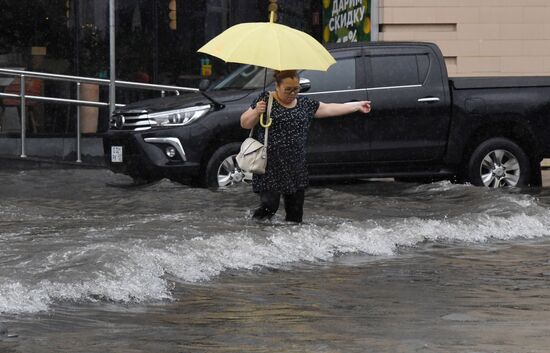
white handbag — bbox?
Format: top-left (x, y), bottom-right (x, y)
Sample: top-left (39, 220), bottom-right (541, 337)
top-left (236, 93), bottom-right (273, 174)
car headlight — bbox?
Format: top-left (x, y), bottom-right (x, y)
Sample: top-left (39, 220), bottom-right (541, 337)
top-left (148, 105), bottom-right (211, 127)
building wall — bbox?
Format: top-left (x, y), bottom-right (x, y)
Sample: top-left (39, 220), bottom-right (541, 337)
top-left (378, 0), bottom-right (550, 76)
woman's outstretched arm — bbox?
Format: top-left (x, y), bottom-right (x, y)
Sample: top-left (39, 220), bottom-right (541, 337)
top-left (314, 101), bottom-right (371, 119)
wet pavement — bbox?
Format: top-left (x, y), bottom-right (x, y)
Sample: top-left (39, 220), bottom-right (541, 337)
top-left (1, 168), bottom-right (550, 352)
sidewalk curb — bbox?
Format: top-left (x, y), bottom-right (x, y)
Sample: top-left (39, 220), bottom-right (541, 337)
top-left (0, 155), bottom-right (105, 170)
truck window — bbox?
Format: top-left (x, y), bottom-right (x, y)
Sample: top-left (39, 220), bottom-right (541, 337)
top-left (211, 65), bottom-right (275, 90)
top-left (416, 54), bottom-right (430, 85)
top-left (301, 57), bottom-right (355, 92)
top-left (369, 55), bottom-right (420, 88)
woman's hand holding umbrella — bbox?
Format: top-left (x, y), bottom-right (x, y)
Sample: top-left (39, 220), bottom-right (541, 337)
top-left (255, 100), bottom-right (267, 115)
top-left (241, 98), bottom-right (268, 129)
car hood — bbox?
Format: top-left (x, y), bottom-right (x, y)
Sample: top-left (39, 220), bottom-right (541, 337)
top-left (116, 89), bottom-right (260, 114)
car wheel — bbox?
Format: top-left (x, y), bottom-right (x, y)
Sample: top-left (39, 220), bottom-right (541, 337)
top-left (204, 143), bottom-right (253, 188)
top-left (467, 137), bottom-right (530, 188)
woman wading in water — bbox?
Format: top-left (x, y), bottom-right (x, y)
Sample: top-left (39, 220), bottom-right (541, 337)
top-left (240, 70), bottom-right (371, 223)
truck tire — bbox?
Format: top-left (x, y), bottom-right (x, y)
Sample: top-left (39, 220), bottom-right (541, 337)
top-left (467, 137), bottom-right (530, 188)
top-left (202, 143), bottom-right (253, 188)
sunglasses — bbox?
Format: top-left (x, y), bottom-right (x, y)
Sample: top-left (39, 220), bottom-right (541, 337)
top-left (281, 86), bottom-right (301, 94)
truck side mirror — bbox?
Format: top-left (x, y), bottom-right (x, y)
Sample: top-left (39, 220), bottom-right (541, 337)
top-left (299, 77), bottom-right (311, 93)
top-left (199, 79), bottom-right (211, 91)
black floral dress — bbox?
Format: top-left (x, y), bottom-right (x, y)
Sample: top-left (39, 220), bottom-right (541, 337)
top-left (250, 93), bottom-right (320, 194)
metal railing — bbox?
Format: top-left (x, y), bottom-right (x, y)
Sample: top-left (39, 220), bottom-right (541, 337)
top-left (0, 68), bottom-right (199, 162)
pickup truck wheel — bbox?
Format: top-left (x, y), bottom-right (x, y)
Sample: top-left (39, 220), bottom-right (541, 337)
top-left (467, 138), bottom-right (530, 188)
top-left (204, 143), bottom-right (253, 188)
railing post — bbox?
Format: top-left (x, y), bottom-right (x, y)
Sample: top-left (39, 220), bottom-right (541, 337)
top-left (20, 74), bottom-right (27, 158)
top-left (109, 0), bottom-right (116, 115)
top-left (76, 82), bottom-right (82, 163)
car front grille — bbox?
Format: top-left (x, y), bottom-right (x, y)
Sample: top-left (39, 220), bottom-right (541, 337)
top-left (110, 110), bottom-right (152, 131)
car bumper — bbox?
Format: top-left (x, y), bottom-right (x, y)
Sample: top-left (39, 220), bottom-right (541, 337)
top-left (103, 131), bottom-right (201, 181)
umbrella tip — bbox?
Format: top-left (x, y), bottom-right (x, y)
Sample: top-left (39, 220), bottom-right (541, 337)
top-left (269, 11), bottom-right (274, 23)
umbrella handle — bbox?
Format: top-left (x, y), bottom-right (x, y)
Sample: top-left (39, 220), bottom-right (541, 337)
top-left (259, 112), bottom-right (272, 128)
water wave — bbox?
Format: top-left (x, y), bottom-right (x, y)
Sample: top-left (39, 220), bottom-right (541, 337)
top-left (3, 173), bottom-right (550, 314)
top-left (2, 194), bottom-right (550, 314)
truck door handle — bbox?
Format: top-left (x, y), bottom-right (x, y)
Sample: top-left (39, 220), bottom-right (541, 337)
top-left (418, 97), bottom-right (440, 103)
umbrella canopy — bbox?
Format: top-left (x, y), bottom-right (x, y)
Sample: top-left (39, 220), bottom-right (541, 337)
top-left (197, 13), bottom-right (335, 72)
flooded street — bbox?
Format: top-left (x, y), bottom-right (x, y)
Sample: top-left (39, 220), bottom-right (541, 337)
top-left (1, 168), bottom-right (550, 352)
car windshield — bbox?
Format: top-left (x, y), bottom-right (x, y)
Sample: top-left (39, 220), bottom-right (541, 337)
top-left (211, 65), bottom-right (276, 90)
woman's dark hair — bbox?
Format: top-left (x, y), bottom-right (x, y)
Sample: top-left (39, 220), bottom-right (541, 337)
top-left (273, 70), bottom-right (299, 84)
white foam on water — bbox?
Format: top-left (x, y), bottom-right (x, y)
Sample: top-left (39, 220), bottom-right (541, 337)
top-left (2, 192), bottom-right (550, 315)
top-left (0, 282), bottom-right (50, 314)
top-left (0, 244), bottom-right (172, 314)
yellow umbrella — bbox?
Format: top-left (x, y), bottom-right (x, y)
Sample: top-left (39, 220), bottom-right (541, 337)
top-left (198, 12), bottom-right (335, 127)
top-left (197, 12), bottom-right (336, 72)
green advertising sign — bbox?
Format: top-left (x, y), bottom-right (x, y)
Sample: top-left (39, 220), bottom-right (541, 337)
top-left (322, 0), bottom-right (371, 44)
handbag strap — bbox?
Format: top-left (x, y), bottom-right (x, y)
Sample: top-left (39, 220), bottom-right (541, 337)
top-left (249, 92), bottom-right (274, 146)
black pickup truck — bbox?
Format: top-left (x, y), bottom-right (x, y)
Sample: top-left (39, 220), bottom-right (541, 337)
top-left (103, 41), bottom-right (550, 188)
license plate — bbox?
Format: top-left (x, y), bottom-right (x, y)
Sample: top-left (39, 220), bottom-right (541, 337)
top-left (111, 146), bottom-right (123, 163)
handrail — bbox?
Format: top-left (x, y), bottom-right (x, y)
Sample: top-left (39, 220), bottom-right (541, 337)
top-left (0, 68), bottom-right (200, 162)
top-left (0, 68), bottom-right (199, 93)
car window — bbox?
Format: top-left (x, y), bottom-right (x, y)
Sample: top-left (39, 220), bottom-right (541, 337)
top-left (368, 54), bottom-right (421, 88)
top-left (212, 65), bottom-right (275, 90)
top-left (416, 54), bottom-right (430, 85)
top-left (300, 57), bottom-right (355, 92)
